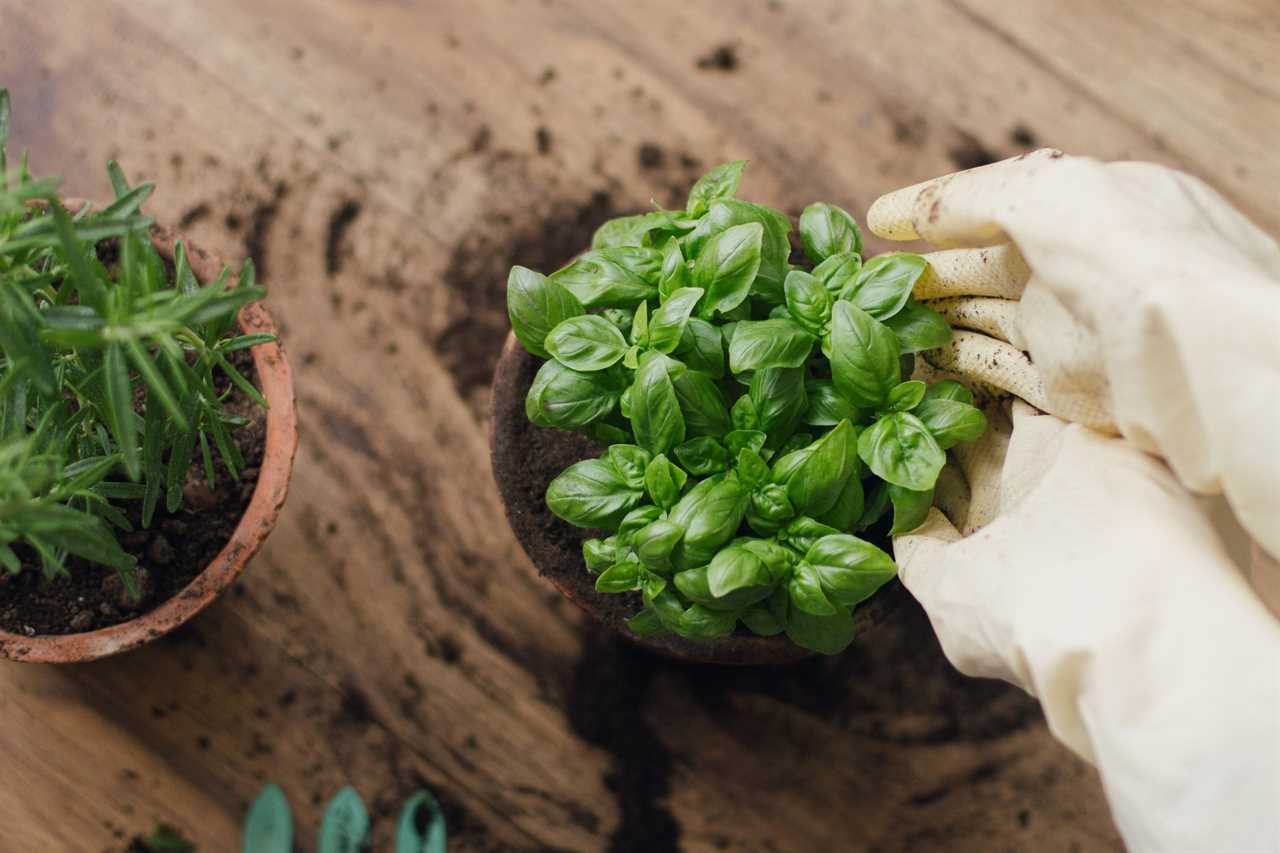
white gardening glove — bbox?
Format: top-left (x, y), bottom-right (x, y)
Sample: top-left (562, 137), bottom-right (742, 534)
top-left (869, 153), bottom-right (1280, 852)
top-left (894, 402), bottom-right (1280, 853)
top-left (868, 149), bottom-right (1280, 563)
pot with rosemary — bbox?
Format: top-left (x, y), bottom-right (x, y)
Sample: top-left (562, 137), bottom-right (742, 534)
top-left (504, 160), bottom-right (985, 656)
top-left (0, 88), bottom-right (296, 659)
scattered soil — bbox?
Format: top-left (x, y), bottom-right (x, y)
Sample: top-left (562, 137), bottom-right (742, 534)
top-left (241, 179), bottom-right (289, 280)
top-left (0, 242), bottom-right (268, 637)
top-left (534, 126), bottom-right (553, 156)
top-left (637, 142), bottom-right (665, 170)
top-left (947, 131), bottom-right (999, 170)
top-left (436, 190), bottom-right (619, 403)
top-left (490, 342), bottom-right (906, 666)
top-left (324, 198), bottom-right (363, 276)
top-left (1010, 123), bottom-right (1038, 148)
top-left (696, 44), bottom-right (739, 72)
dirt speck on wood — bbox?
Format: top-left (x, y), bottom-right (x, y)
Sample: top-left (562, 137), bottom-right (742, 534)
top-left (696, 44), bottom-right (739, 71)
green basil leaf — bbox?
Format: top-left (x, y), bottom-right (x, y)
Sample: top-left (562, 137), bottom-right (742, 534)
top-left (888, 484), bottom-right (933, 535)
top-left (673, 317), bottom-right (725, 378)
top-left (749, 366), bottom-right (808, 449)
top-left (583, 537), bottom-right (617, 573)
top-left (679, 604), bottom-right (739, 640)
top-left (707, 545), bottom-right (773, 598)
top-left (779, 431), bottom-right (814, 454)
top-left (885, 300), bottom-right (952, 353)
top-left (745, 483), bottom-right (795, 535)
top-left (671, 478), bottom-right (749, 569)
top-left (630, 353), bottom-right (686, 455)
top-left (672, 368), bottom-right (732, 437)
top-left (649, 287), bottom-right (703, 353)
top-left (915, 399), bottom-right (987, 450)
top-left (596, 559), bottom-right (642, 593)
top-left (545, 315), bottom-right (629, 371)
top-left (786, 604), bottom-right (855, 655)
top-left (724, 429), bottom-right (767, 458)
top-left (674, 436), bottom-right (732, 476)
top-left (816, 471), bottom-right (865, 533)
top-left (674, 564), bottom-right (768, 613)
top-left (629, 300), bottom-right (650, 348)
top-left (788, 561), bottom-right (836, 615)
top-left (858, 412), bottom-right (946, 491)
top-left (829, 300), bottom-right (900, 408)
top-left (730, 394), bottom-right (760, 431)
top-left (886, 380), bottom-right (927, 413)
top-left (780, 516), bottom-right (842, 555)
top-left (618, 505), bottom-right (665, 544)
top-left (784, 269), bottom-right (832, 335)
top-left (644, 453), bottom-right (687, 510)
top-left (526, 360), bottom-right (623, 429)
top-left (856, 481), bottom-right (891, 532)
top-left (728, 318), bottom-right (814, 373)
top-left (634, 520), bottom-right (684, 573)
top-left (626, 608), bottom-right (666, 636)
top-left (812, 251), bottom-right (863, 297)
top-left (770, 446), bottom-right (813, 486)
top-left (686, 160), bottom-right (748, 217)
top-left (803, 378), bottom-right (865, 427)
top-left (805, 534), bottom-right (896, 606)
top-left (550, 249), bottom-right (659, 308)
top-left (842, 253), bottom-right (926, 320)
top-left (692, 222), bottom-right (764, 316)
top-left (673, 565), bottom-right (717, 607)
top-left (736, 448), bottom-right (771, 488)
top-left (586, 421), bottom-right (632, 446)
top-left (740, 539), bottom-right (796, 582)
top-left (645, 586), bottom-right (688, 631)
top-left (592, 211), bottom-right (678, 249)
top-left (601, 307), bottom-right (633, 338)
top-left (507, 265), bottom-right (583, 359)
top-left (605, 444), bottom-right (653, 491)
top-left (685, 199), bottom-right (792, 303)
top-left (658, 237), bottom-right (689, 300)
top-left (924, 379), bottom-right (974, 405)
top-left (784, 420), bottom-right (858, 517)
top-left (546, 457), bottom-right (644, 528)
top-left (741, 605), bottom-right (785, 636)
top-left (799, 202), bottom-right (862, 263)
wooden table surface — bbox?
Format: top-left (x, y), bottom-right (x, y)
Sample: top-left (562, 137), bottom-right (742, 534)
top-left (2, 2), bottom-right (1276, 850)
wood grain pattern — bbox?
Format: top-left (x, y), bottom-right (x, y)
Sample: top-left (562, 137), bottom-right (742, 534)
top-left (1, 1), bottom-right (1274, 850)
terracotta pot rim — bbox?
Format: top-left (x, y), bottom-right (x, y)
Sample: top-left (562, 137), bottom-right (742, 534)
top-left (490, 330), bottom-right (904, 666)
top-left (0, 204), bottom-right (298, 663)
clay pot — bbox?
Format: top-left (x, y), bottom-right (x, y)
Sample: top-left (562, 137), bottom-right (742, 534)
top-left (0, 209), bottom-right (298, 663)
top-left (490, 332), bottom-right (906, 666)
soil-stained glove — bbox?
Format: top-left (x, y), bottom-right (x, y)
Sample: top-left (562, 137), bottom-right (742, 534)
top-left (868, 149), bottom-right (1280, 560)
top-left (895, 401), bottom-right (1280, 853)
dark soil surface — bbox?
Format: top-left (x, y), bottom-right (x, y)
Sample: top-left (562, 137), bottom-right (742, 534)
top-left (490, 342), bottom-right (907, 666)
top-left (0, 347), bottom-right (266, 637)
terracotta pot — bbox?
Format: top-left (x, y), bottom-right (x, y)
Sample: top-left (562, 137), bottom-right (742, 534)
top-left (0, 208), bottom-right (298, 663)
top-left (490, 332), bottom-right (906, 666)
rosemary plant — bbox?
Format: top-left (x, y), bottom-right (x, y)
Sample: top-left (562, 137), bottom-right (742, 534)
top-left (0, 88), bottom-right (270, 593)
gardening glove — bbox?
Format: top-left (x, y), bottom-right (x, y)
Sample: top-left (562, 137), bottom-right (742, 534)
top-left (868, 148), bottom-right (1280, 563)
top-left (894, 400), bottom-right (1280, 853)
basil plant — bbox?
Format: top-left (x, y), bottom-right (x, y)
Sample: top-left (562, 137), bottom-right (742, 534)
top-left (507, 161), bottom-right (985, 655)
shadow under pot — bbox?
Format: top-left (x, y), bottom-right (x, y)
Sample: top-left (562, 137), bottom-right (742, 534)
top-left (489, 332), bottom-right (907, 666)
top-left (0, 212), bottom-right (298, 663)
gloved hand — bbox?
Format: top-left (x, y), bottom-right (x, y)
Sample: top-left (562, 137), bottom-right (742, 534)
top-left (868, 153), bottom-right (1280, 852)
top-left (893, 401), bottom-right (1280, 853)
top-left (868, 149), bottom-right (1280, 560)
